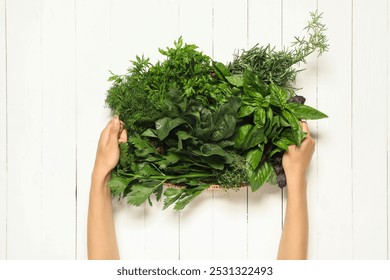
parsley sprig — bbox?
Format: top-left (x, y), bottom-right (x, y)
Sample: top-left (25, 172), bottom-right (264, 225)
top-left (106, 11), bottom-right (328, 210)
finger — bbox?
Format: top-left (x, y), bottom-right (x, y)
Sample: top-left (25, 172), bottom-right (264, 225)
top-left (108, 116), bottom-right (121, 146)
top-left (118, 128), bottom-right (128, 144)
top-left (98, 120), bottom-right (111, 146)
top-left (119, 121), bottom-right (125, 134)
top-left (300, 120), bottom-right (310, 134)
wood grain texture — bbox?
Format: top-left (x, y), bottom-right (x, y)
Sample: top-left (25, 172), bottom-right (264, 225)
top-left (133, 0), bottom-right (181, 260)
top-left (75, 0), bottom-right (112, 259)
top-left (2, 0), bottom-right (389, 260)
top-left (110, 0), bottom-right (181, 260)
top-left (352, 0), bottom-right (388, 259)
top-left (6, 0), bottom-right (43, 259)
top-left (282, 0), bottom-right (319, 259)
top-left (317, 0), bottom-right (353, 259)
top-left (388, 0), bottom-right (390, 261)
top-left (41, 0), bottom-right (76, 259)
top-left (0, 0), bottom-right (6, 260)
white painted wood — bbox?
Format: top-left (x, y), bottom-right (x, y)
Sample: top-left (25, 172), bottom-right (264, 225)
top-left (282, 0), bottom-right (319, 259)
top-left (2, 0), bottom-right (389, 260)
top-left (40, 0), bottom-right (76, 259)
top-left (0, 0), bottom-right (6, 261)
top-left (177, 0), bottom-right (214, 260)
top-left (352, 0), bottom-right (388, 259)
top-left (110, 0), bottom-right (181, 260)
top-left (75, 0), bottom-right (112, 259)
top-left (212, 0), bottom-right (248, 259)
top-left (178, 189), bottom-right (213, 259)
top-left (388, 0), bottom-right (390, 261)
top-left (109, 0), bottom-right (151, 260)
top-left (6, 0), bottom-right (43, 259)
top-left (136, 0), bottom-right (181, 260)
top-left (178, 0), bottom-right (213, 57)
top-left (212, 0), bottom-right (248, 63)
top-left (247, 0), bottom-right (283, 260)
top-left (316, 0), bottom-right (353, 259)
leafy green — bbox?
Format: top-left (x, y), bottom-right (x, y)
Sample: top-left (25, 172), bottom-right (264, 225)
top-left (105, 11), bottom-right (329, 210)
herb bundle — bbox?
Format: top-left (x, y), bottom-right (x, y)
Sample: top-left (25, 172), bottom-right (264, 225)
top-left (106, 11), bottom-right (328, 210)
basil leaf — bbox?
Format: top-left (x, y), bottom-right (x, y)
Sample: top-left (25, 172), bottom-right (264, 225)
top-left (234, 124), bottom-right (253, 148)
top-left (243, 69), bottom-right (268, 96)
top-left (226, 75), bottom-right (244, 87)
top-left (274, 137), bottom-right (296, 150)
top-left (282, 110), bottom-right (300, 131)
top-left (254, 107), bottom-right (266, 127)
top-left (287, 102), bottom-right (328, 120)
top-left (246, 148), bottom-right (263, 170)
top-left (269, 84), bottom-right (287, 108)
top-left (248, 161), bottom-right (272, 192)
top-left (234, 124), bottom-right (265, 150)
top-left (237, 105), bottom-right (256, 118)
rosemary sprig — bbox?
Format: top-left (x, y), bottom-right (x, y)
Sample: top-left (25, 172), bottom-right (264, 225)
top-left (228, 10), bottom-right (328, 88)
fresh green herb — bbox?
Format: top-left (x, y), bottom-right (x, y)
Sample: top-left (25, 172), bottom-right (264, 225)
top-left (228, 11), bottom-right (328, 90)
top-left (106, 11), bottom-right (328, 209)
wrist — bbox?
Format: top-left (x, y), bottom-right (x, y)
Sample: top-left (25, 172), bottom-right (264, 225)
top-left (91, 168), bottom-right (111, 187)
top-left (285, 176), bottom-right (307, 196)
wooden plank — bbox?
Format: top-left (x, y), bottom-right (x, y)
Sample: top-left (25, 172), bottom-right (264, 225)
top-left (109, 0), bottom-right (181, 260)
top-left (212, 0), bottom-right (248, 259)
top-left (178, 0), bottom-right (213, 56)
top-left (388, 0), bottom-right (390, 261)
top-left (282, 0), bottom-right (319, 259)
top-left (137, 0), bottom-right (180, 260)
top-left (75, 0), bottom-right (112, 259)
top-left (40, 0), bottom-right (76, 259)
top-left (6, 0), bottom-right (43, 259)
top-left (212, 0), bottom-right (248, 64)
top-left (108, 0), bottom-right (152, 260)
top-left (352, 0), bottom-right (388, 259)
top-left (177, 0), bottom-right (214, 260)
top-left (247, 0), bottom-right (283, 260)
top-left (316, 0), bottom-right (353, 259)
top-left (0, 0), bottom-right (6, 260)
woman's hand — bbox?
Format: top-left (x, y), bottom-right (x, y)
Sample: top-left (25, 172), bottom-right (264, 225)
top-left (282, 121), bottom-right (315, 189)
top-left (88, 116), bottom-right (126, 260)
top-left (277, 121), bottom-right (314, 260)
top-left (93, 116), bottom-right (127, 179)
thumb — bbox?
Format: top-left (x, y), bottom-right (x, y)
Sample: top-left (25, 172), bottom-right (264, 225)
top-left (108, 116), bottom-right (121, 146)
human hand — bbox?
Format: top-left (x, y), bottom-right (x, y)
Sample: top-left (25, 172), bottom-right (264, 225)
top-left (92, 116), bottom-right (127, 178)
top-left (282, 121), bottom-right (315, 188)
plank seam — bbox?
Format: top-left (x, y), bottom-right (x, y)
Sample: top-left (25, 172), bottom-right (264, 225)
top-left (40, 0), bottom-right (44, 258)
top-left (350, 0), bottom-right (354, 260)
top-left (4, 0), bottom-right (8, 260)
top-left (387, 0), bottom-right (389, 261)
top-left (74, 0), bottom-right (78, 260)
